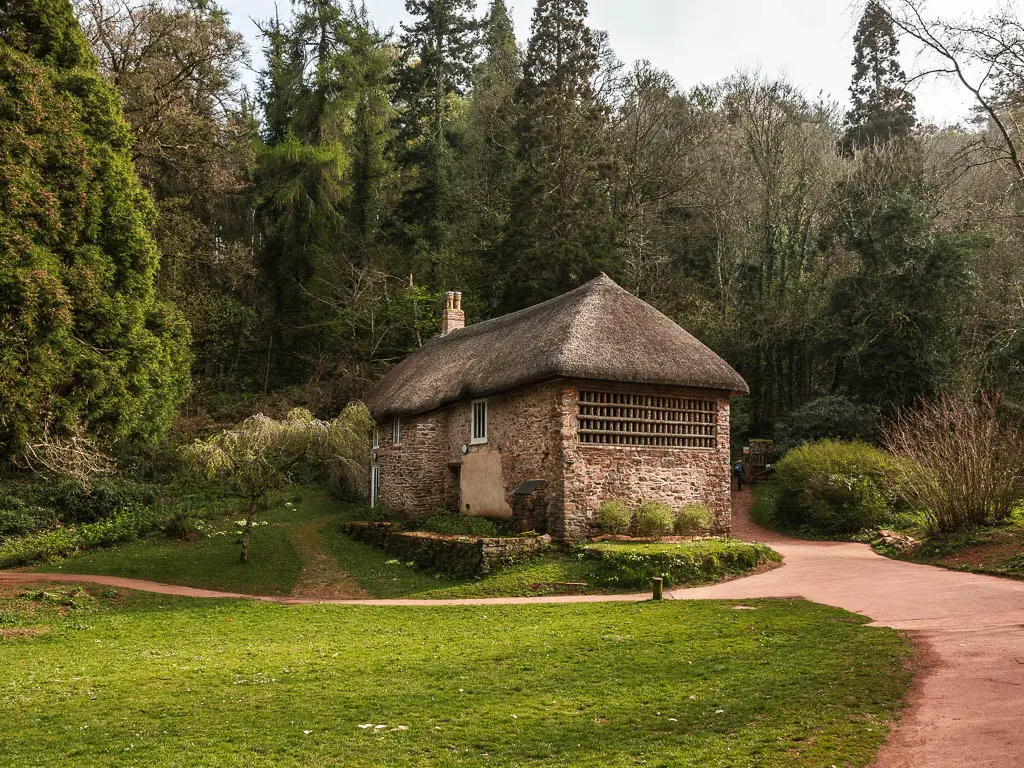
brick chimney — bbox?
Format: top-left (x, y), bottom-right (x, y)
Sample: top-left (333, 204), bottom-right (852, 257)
top-left (441, 291), bottom-right (465, 335)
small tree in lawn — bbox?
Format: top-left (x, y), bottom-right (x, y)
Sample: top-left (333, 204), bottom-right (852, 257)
top-left (184, 404), bottom-right (373, 563)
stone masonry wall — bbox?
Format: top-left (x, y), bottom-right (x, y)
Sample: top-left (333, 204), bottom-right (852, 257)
top-left (559, 381), bottom-right (732, 539)
top-left (372, 379), bottom-right (733, 540)
top-left (374, 413), bottom-right (449, 517)
top-left (441, 381), bottom-right (566, 523)
top-left (342, 521), bottom-right (549, 578)
top-left (373, 381), bottom-right (566, 520)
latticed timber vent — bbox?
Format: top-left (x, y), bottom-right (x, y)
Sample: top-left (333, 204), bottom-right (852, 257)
top-left (577, 390), bottom-right (717, 448)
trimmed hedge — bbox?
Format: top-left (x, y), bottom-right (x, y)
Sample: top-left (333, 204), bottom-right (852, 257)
top-left (580, 539), bottom-right (780, 588)
top-left (0, 506), bottom-right (166, 569)
top-left (634, 501), bottom-right (674, 538)
top-left (598, 500), bottom-right (632, 534)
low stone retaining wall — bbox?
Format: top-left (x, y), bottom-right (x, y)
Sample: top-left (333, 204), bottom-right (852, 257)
top-left (342, 522), bottom-right (550, 579)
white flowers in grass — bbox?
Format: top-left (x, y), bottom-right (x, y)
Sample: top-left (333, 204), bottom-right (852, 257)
top-left (357, 723), bottom-right (409, 732)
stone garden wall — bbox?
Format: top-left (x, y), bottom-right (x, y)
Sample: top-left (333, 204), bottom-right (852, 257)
top-left (343, 522), bottom-right (549, 579)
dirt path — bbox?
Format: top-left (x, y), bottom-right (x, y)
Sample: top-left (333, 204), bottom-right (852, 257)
top-left (286, 518), bottom-right (369, 600)
top-left (3, 491), bottom-right (1024, 766)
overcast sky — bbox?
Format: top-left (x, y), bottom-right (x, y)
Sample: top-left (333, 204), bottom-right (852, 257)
top-left (219, 0), bottom-right (1010, 126)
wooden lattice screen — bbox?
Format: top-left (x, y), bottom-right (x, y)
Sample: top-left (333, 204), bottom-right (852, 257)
top-left (577, 391), bottom-right (717, 448)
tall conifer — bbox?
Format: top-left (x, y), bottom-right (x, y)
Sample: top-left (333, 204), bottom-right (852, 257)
top-left (393, 0), bottom-right (480, 281)
top-left (499, 0), bottom-right (615, 310)
top-left (842, 0), bottom-right (916, 152)
top-left (0, 0), bottom-right (191, 456)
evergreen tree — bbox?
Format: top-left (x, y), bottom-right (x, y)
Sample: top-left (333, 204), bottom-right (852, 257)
top-left (828, 151), bottom-right (969, 409)
top-left (0, 0), bottom-right (192, 458)
top-left (499, 0), bottom-right (615, 310)
top-left (452, 0), bottom-right (521, 312)
top-left (392, 0), bottom-right (480, 282)
top-left (842, 0), bottom-right (916, 152)
top-left (254, 0), bottom-right (351, 320)
top-left (341, 2), bottom-right (396, 250)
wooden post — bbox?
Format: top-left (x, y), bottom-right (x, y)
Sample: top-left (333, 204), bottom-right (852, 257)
top-left (652, 577), bottom-right (664, 600)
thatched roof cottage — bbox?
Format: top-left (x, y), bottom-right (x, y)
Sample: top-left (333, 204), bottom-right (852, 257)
top-left (364, 275), bottom-right (748, 539)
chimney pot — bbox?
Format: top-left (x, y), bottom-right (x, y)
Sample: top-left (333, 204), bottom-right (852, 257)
top-left (441, 290), bottom-right (466, 336)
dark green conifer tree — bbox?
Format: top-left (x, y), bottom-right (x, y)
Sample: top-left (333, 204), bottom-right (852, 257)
top-left (453, 0), bottom-right (522, 312)
top-left (842, 0), bottom-right (916, 152)
top-left (392, 0), bottom-right (480, 283)
top-left (499, 0), bottom-right (616, 310)
top-left (0, 0), bottom-right (192, 458)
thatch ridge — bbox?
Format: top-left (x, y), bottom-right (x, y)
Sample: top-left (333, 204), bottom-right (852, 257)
top-left (365, 275), bottom-right (749, 419)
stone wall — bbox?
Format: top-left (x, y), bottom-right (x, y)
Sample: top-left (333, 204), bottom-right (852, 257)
top-left (374, 413), bottom-right (449, 517)
top-left (373, 381), bottom-right (567, 522)
top-left (342, 522), bottom-right (549, 578)
top-left (559, 382), bottom-right (732, 537)
top-left (371, 379), bottom-right (733, 539)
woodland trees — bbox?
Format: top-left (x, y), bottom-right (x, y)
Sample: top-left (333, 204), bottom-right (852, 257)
top-left (4, 0), bottom-right (1024, 468)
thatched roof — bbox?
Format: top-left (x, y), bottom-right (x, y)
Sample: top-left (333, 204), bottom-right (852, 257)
top-left (365, 275), bottom-right (749, 419)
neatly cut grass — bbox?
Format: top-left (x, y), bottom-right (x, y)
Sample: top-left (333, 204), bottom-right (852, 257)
top-left (0, 586), bottom-right (912, 768)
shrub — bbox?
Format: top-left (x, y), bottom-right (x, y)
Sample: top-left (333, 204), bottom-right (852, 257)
top-left (885, 394), bottom-right (1024, 533)
top-left (634, 501), bottom-right (674, 539)
top-left (774, 395), bottom-right (881, 454)
top-left (32, 478), bottom-right (158, 525)
top-left (580, 540), bottom-right (781, 588)
top-left (769, 440), bottom-right (907, 535)
top-left (0, 506), bottom-right (166, 569)
top-left (417, 511), bottom-right (500, 538)
top-left (0, 490), bottom-right (58, 539)
top-left (599, 500), bottom-right (632, 534)
top-left (675, 502), bottom-right (713, 535)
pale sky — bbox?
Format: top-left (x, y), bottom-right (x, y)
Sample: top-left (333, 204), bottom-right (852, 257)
top-left (219, 0), bottom-right (1011, 126)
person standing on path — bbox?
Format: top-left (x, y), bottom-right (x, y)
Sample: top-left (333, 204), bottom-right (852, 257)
top-left (733, 460), bottom-right (745, 491)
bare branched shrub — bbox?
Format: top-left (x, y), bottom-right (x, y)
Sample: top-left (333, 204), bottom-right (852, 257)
top-left (884, 394), bottom-right (1024, 533)
top-left (20, 422), bottom-right (116, 489)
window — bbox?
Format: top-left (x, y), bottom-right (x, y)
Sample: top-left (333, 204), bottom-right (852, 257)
top-left (577, 391), bottom-right (716, 448)
top-left (370, 464), bottom-right (381, 507)
top-left (471, 399), bottom-right (488, 444)
top-left (392, 418), bottom-right (402, 446)
top-left (372, 427), bottom-right (380, 450)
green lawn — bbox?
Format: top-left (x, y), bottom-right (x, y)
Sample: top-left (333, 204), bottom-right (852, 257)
top-left (28, 491), bottom-right (318, 596)
top-left (31, 489), bottom-right (780, 599)
top-left (0, 586), bottom-right (912, 768)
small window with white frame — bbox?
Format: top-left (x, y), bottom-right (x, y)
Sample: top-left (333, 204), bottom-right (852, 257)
top-left (471, 399), bottom-right (488, 444)
top-left (372, 426), bottom-right (380, 450)
top-left (392, 417), bottom-right (402, 446)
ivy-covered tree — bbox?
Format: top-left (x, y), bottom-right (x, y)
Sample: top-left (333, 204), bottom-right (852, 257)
top-left (842, 0), bottom-right (916, 152)
top-left (0, 0), bottom-right (192, 460)
top-left (499, 0), bottom-right (616, 310)
top-left (828, 149), bottom-right (971, 408)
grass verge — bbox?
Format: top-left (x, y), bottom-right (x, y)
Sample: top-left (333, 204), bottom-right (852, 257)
top-left (0, 585), bottom-right (912, 768)
top-left (873, 510), bottom-right (1024, 579)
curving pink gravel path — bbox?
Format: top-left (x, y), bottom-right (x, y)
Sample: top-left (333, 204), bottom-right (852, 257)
top-left (3, 490), bottom-right (1024, 766)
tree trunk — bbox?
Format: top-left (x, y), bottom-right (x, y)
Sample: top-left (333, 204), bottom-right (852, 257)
top-left (239, 498), bottom-right (258, 564)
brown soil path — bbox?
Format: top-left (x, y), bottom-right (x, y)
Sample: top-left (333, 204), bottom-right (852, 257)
top-left (286, 518), bottom-right (369, 600)
top-left (3, 491), bottom-right (1024, 766)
